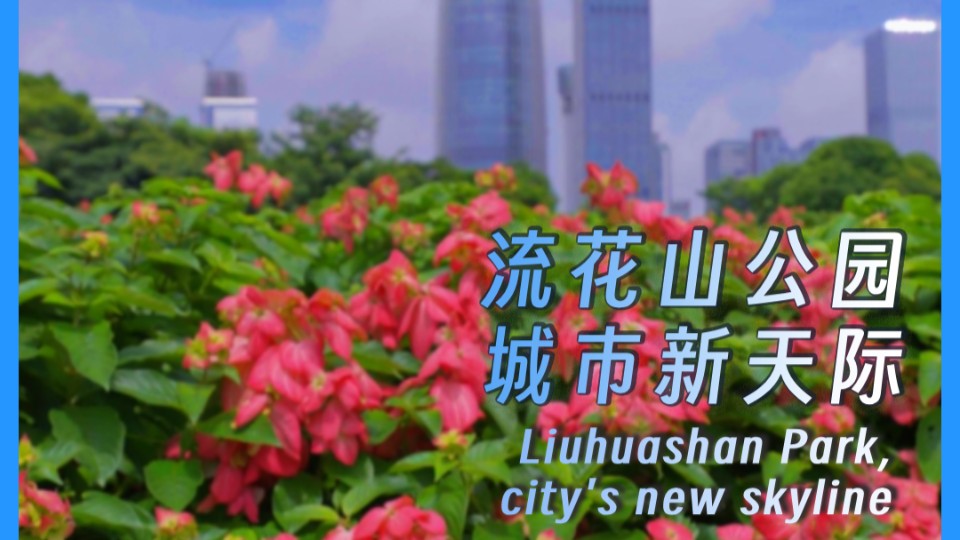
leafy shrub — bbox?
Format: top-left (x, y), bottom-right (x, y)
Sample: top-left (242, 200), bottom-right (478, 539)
top-left (19, 143), bottom-right (940, 539)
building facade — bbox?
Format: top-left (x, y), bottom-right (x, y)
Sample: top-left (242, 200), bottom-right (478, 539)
top-left (704, 140), bottom-right (751, 185)
top-left (571, 0), bottom-right (655, 201)
top-left (201, 68), bottom-right (257, 131)
top-left (201, 97), bottom-right (258, 131)
top-left (438, 0), bottom-right (546, 172)
top-left (865, 19), bottom-right (941, 163)
top-left (750, 128), bottom-right (795, 176)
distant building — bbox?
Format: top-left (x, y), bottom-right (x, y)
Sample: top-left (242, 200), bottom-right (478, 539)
top-left (705, 140), bottom-right (751, 185)
top-left (556, 64), bottom-right (582, 212)
top-left (205, 69), bottom-right (247, 98)
top-left (865, 18), bottom-right (941, 163)
top-left (201, 97), bottom-right (258, 131)
top-left (795, 137), bottom-right (828, 162)
top-left (570, 0), bottom-right (655, 200)
top-left (646, 132), bottom-right (667, 201)
top-left (437, 0), bottom-right (546, 172)
top-left (201, 68), bottom-right (257, 131)
top-left (750, 128), bottom-right (795, 176)
top-left (91, 97), bottom-right (145, 120)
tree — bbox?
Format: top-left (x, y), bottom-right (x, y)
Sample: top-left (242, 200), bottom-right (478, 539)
top-left (19, 72), bottom-right (260, 201)
top-left (267, 104), bottom-right (379, 202)
top-left (706, 137), bottom-right (940, 218)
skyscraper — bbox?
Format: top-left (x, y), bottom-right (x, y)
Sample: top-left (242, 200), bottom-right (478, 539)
top-left (438, 0), bottom-right (546, 173)
top-left (704, 140), bottom-right (751, 185)
top-left (570, 0), bottom-right (654, 200)
top-left (201, 67), bottom-right (258, 131)
top-left (557, 64), bottom-right (582, 212)
top-left (750, 128), bottom-right (794, 176)
top-left (865, 18), bottom-right (941, 163)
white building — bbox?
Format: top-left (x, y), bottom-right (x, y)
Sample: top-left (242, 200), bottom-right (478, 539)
top-left (91, 97), bottom-right (145, 120)
top-left (200, 97), bottom-right (258, 131)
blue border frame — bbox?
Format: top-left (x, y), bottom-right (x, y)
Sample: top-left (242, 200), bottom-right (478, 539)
top-left (944, 0), bottom-right (954, 531)
top-left (8, 0), bottom-right (18, 534)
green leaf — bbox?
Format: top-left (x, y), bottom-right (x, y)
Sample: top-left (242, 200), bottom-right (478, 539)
top-left (246, 230), bottom-right (310, 284)
top-left (176, 382), bottom-right (216, 424)
top-left (103, 284), bottom-right (181, 316)
top-left (905, 312), bottom-right (941, 347)
top-left (483, 395), bottom-right (520, 439)
top-left (417, 472), bottom-right (469, 538)
top-left (144, 459), bottom-right (204, 510)
top-left (72, 492), bottom-right (153, 540)
top-left (390, 451), bottom-right (439, 474)
top-left (147, 249), bottom-right (202, 272)
top-left (198, 411), bottom-right (281, 447)
top-left (119, 339), bottom-right (186, 365)
top-left (273, 476), bottom-right (339, 533)
top-left (462, 440), bottom-right (513, 484)
top-left (916, 411), bottom-right (941, 483)
top-left (352, 341), bottom-right (419, 377)
top-left (918, 351), bottom-right (941, 404)
top-left (49, 321), bottom-right (118, 389)
top-left (50, 407), bottom-right (125, 486)
top-left (341, 475), bottom-right (416, 517)
top-left (668, 462), bottom-right (716, 487)
top-left (362, 410), bottom-right (401, 445)
top-left (19, 278), bottom-right (59, 304)
top-left (112, 368), bottom-right (179, 408)
top-left (110, 369), bottom-right (214, 424)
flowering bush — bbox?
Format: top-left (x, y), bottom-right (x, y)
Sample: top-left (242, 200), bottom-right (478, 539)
top-left (18, 140), bottom-right (940, 539)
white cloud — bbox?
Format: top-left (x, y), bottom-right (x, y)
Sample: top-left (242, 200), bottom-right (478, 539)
top-left (652, 0), bottom-right (772, 61)
top-left (656, 96), bottom-right (742, 216)
top-left (776, 40), bottom-right (866, 145)
top-left (251, 0), bottom-right (438, 158)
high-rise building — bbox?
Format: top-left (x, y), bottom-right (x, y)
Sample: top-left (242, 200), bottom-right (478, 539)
top-left (205, 69), bottom-right (247, 98)
top-left (91, 97), bottom-right (145, 120)
top-left (646, 132), bottom-right (666, 201)
top-left (556, 64), bottom-right (582, 212)
top-left (705, 140), bottom-right (751, 185)
top-left (438, 0), bottom-right (546, 173)
top-left (201, 67), bottom-right (257, 131)
top-left (865, 18), bottom-right (941, 163)
top-left (653, 133), bottom-right (671, 204)
top-left (570, 0), bottom-right (654, 199)
top-left (201, 97), bottom-right (258, 131)
top-left (750, 128), bottom-right (795, 176)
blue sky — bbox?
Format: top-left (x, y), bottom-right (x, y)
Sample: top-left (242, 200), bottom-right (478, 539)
top-left (20, 0), bottom-right (940, 211)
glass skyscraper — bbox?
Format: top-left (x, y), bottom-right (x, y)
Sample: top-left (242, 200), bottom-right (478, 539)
top-left (570, 0), bottom-right (655, 200)
top-left (438, 0), bottom-right (546, 173)
top-left (865, 19), bottom-right (941, 164)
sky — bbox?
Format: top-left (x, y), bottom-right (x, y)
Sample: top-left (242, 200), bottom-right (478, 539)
top-left (20, 0), bottom-right (941, 213)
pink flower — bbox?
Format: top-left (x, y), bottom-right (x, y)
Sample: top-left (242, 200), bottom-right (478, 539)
top-left (581, 161), bottom-right (637, 214)
top-left (551, 211), bottom-right (588, 233)
top-left (447, 191), bottom-right (512, 233)
top-left (646, 517), bottom-right (694, 540)
top-left (352, 496), bottom-right (447, 540)
top-left (204, 150), bottom-right (243, 190)
top-left (19, 137), bottom-right (38, 165)
top-left (474, 163), bottom-right (517, 192)
top-left (131, 200), bottom-right (161, 225)
top-left (390, 220), bottom-right (429, 253)
top-left (370, 175), bottom-right (399, 209)
top-left (715, 524), bottom-right (761, 540)
top-left (19, 471), bottom-right (75, 540)
top-left (804, 403), bottom-right (856, 435)
top-left (155, 507), bottom-right (198, 540)
top-left (321, 188), bottom-right (370, 252)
